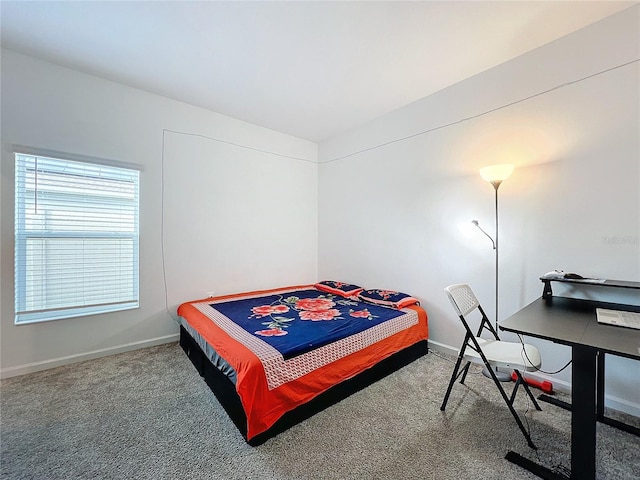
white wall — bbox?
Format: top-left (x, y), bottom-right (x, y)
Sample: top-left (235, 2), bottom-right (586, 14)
top-left (1, 7), bottom-right (638, 415)
top-left (0, 50), bottom-right (318, 377)
top-left (318, 7), bottom-right (639, 414)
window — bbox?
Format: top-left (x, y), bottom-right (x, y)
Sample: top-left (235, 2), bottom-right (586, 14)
top-left (14, 153), bottom-right (140, 324)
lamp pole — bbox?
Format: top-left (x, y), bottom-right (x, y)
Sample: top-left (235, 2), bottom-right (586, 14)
top-left (491, 179), bottom-right (501, 331)
top-left (478, 164), bottom-right (514, 382)
top-left (489, 179), bottom-right (511, 382)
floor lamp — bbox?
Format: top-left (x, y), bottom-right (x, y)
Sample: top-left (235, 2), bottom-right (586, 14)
top-left (475, 163), bottom-right (514, 382)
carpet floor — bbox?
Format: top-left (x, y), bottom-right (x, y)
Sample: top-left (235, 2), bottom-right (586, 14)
top-left (1, 342), bottom-right (638, 479)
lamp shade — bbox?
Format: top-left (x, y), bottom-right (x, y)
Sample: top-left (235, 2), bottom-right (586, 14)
top-left (479, 164), bottom-right (514, 183)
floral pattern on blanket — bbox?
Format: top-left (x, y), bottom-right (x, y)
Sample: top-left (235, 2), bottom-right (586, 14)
top-left (251, 294), bottom-right (369, 336)
top-left (210, 288), bottom-right (404, 359)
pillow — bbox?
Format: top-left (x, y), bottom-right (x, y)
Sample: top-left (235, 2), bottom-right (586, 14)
top-left (358, 289), bottom-right (419, 309)
top-left (315, 281), bottom-right (363, 298)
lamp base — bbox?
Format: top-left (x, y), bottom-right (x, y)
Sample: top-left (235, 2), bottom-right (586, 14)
top-left (482, 366), bottom-right (512, 382)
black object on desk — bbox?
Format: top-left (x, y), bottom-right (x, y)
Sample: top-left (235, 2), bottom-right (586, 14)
top-left (500, 278), bottom-right (640, 480)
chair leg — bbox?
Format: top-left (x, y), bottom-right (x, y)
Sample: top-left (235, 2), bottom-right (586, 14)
top-left (459, 361), bottom-right (471, 385)
top-left (484, 365), bottom-right (538, 449)
top-left (513, 370), bottom-right (542, 411)
top-left (440, 343), bottom-right (469, 411)
top-left (509, 377), bottom-right (521, 405)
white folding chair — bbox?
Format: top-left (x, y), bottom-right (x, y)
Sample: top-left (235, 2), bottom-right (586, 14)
top-left (440, 283), bottom-right (542, 449)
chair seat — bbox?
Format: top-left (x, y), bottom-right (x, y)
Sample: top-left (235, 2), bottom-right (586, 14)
top-left (462, 338), bottom-right (541, 372)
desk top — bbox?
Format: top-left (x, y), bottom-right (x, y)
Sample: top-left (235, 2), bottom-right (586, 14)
top-left (500, 297), bottom-right (640, 360)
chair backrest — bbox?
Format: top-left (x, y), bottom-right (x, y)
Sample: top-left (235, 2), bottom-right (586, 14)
top-left (444, 283), bottom-right (499, 340)
top-left (445, 284), bottom-right (480, 317)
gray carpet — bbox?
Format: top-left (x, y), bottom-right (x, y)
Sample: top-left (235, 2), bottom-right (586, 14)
top-left (1, 343), bottom-right (638, 480)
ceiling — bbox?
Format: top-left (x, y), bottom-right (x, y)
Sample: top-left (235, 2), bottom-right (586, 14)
top-left (1, 1), bottom-right (635, 142)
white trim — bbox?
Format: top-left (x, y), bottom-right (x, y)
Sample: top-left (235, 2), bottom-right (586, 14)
top-left (0, 333), bottom-right (179, 379)
top-left (427, 339), bottom-right (640, 417)
top-left (11, 144), bottom-right (144, 171)
top-left (603, 393), bottom-right (640, 418)
top-left (427, 339), bottom-right (459, 357)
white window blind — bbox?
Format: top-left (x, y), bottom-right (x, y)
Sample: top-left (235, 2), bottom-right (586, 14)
top-left (14, 153), bottom-right (140, 324)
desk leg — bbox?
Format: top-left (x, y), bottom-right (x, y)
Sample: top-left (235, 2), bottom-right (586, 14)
top-left (505, 345), bottom-right (597, 480)
top-left (597, 351), bottom-right (605, 421)
top-left (571, 346), bottom-right (597, 480)
top-left (594, 352), bottom-right (640, 436)
top-left (539, 352), bottom-right (640, 437)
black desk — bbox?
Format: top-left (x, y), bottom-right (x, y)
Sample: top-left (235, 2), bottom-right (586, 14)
top-left (500, 296), bottom-right (640, 480)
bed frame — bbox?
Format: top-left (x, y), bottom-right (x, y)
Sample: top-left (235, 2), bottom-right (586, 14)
top-left (179, 325), bottom-right (428, 446)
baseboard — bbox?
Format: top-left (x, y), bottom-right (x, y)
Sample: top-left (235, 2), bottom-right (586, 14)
top-left (604, 393), bottom-right (640, 418)
top-left (4, 335), bottom-right (638, 417)
top-left (427, 340), bottom-right (640, 417)
top-left (427, 339), bottom-right (459, 357)
top-left (0, 334), bottom-right (179, 379)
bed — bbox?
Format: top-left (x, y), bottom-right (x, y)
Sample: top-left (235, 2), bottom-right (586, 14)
top-left (177, 282), bottom-right (428, 445)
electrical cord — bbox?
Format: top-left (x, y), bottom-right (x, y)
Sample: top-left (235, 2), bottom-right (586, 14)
top-left (159, 128), bottom-right (318, 322)
top-left (162, 128), bottom-right (316, 163)
top-left (517, 334), bottom-right (572, 375)
top-left (522, 387), bottom-right (534, 448)
top-left (161, 129), bottom-right (170, 318)
top-left (321, 58), bottom-right (639, 164)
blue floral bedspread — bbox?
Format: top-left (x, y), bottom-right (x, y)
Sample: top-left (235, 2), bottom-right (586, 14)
top-left (210, 288), bottom-right (405, 359)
